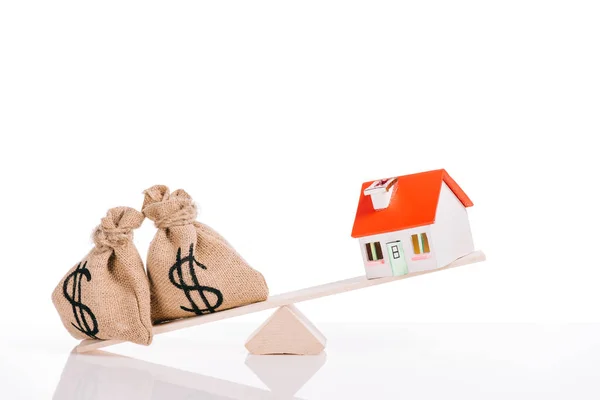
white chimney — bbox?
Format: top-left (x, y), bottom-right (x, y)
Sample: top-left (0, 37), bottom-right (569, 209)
top-left (364, 177), bottom-right (398, 210)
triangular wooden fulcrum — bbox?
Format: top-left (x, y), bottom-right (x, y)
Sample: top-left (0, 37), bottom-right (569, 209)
top-left (245, 305), bottom-right (326, 355)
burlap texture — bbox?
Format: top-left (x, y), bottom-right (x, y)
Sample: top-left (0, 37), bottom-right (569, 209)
top-left (51, 207), bottom-right (153, 345)
top-left (143, 185), bottom-right (269, 323)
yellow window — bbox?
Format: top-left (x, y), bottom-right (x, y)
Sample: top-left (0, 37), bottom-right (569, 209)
top-left (411, 233), bottom-right (430, 254)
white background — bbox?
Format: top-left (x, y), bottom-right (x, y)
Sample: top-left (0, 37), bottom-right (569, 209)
top-left (1, 1), bottom-right (599, 398)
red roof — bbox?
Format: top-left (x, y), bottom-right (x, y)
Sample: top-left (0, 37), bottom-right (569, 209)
top-left (351, 169), bottom-right (473, 238)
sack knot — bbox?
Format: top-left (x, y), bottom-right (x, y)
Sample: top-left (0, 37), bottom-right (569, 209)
top-left (154, 203), bottom-right (198, 229)
top-left (92, 206), bottom-right (145, 250)
top-left (142, 185), bottom-right (198, 229)
top-left (93, 226), bottom-right (133, 249)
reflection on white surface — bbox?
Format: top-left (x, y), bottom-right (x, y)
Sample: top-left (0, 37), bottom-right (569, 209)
top-left (52, 350), bottom-right (326, 400)
top-left (246, 353), bottom-right (326, 397)
top-left (9, 323), bottom-right (600, 399)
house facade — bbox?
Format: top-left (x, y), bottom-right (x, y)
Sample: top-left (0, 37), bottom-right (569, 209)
top-left (351, 169), bottom-right (475, 279)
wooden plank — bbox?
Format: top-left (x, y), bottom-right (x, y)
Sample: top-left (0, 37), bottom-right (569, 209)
top-left (77, 250), bottom-right (485, 353)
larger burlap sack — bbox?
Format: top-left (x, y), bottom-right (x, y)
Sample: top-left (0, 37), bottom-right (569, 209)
top-left (143, 185), bottom-right (269, 323)
top-left (51, 207), bottom-right (153, 345)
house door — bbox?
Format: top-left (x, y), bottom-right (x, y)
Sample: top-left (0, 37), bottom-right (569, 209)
top-left (387, 241), bottom-right (408, 276)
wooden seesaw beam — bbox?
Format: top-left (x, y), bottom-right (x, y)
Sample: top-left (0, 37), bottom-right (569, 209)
top-left (77, 250), bottom-right (486, 354)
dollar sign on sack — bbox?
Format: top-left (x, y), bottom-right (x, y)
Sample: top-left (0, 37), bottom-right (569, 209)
top-left (62, 261), bottom-right (100, 339)
top-left (169, 243), bottom-right (224, 315)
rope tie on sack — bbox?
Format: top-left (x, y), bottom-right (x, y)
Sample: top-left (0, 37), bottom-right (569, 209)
top-left (154, 203), bottom-right (198, 229)
top-left (93, 226), bottom-right (133, 249)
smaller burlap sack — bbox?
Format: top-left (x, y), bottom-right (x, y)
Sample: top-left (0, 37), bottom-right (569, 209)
top-left (51, 207), bottom-right (153, 345)
top-left (143, 185), bottom-right (269, 323)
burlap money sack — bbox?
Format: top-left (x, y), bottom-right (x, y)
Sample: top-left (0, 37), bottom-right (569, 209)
top-left (51, 207), bottom-right (153, 345)
top-left (143, 185), bottom-right (269, 323)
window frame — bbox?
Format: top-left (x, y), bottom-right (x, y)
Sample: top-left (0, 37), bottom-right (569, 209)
top-left (411, 233), bottom-right (431, 255)
top-left (365, 241), bottom-right (384, 262)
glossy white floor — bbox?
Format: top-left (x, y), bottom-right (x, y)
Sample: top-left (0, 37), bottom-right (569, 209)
top-left (3, 322), bottom-right (599, 399)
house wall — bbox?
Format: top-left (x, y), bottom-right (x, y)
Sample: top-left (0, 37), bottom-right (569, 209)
top-left (358, 225), bottom-right (438, 279)
top-left (430, 181), bottom-right (475, 269)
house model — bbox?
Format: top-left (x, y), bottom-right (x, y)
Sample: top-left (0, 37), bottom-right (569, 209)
top-left (351, 169), bottom-right (475, 279)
